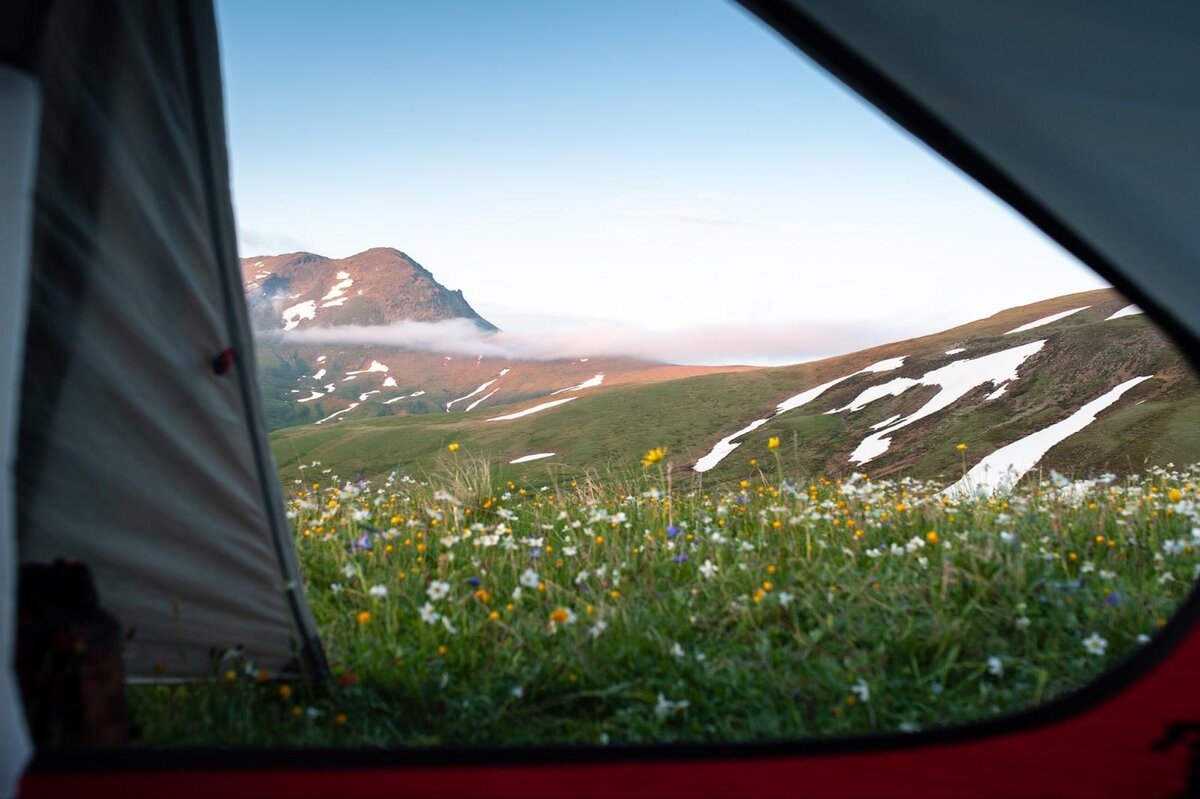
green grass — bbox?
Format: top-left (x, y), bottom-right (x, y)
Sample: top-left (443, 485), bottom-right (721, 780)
top-left (130, 451), bottom-right (1200, 747)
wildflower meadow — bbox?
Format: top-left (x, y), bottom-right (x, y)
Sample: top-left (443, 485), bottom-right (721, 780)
top-left (131, 445), bottom-right (1200, 746)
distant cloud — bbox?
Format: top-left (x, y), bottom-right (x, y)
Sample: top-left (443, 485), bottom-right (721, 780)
top-left (238, 227), bottom-right (311, 257)
top-left (280, 317), bottom-right (917, 366)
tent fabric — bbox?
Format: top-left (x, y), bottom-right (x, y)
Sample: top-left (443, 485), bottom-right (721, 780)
top-left (744, 0), bottom-right (1200, 345)
top-left (0, 64), bottom-right (38, 799)
top-left (15, 0), bottom-right (326, 682)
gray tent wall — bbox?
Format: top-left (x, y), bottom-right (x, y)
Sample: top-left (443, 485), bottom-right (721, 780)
top-left (0, 62), bottom-right (38, 799)
top-left (746, 0), bottom-right (1200, 344)
top-left (16, 1), bottom-right (327, 682)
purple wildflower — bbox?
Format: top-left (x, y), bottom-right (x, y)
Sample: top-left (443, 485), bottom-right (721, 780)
top-left (352, 532), bottom-right (372, 551)
top-left (667, 524), bottom-right (680, 539)
top-left (672, 553), bottom-right (688, 564)
top-left (468, 576), bottom-right (481, 587)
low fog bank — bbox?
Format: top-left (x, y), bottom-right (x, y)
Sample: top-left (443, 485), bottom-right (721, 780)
top-left (269, 317), bottom-right (918, 366)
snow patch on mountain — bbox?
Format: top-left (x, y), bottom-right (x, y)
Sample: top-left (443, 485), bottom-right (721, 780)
top-left (347, 361), bottom-right (389, 375)
top-left (510, 453), bottom-right (556, 464)
top-left (1106, 304), bottom-right (1143, 320)
top-left (694, 356), bottom-right (907, 473)
top-left (846, 341), bottom-right (1046, 464)
top-left (487, 397), bottom-right (577, 422)
top-left (1005, 307), bottom-right (1089, 335)
top-left (466, 389), bottom-right (500, 412)
top-left (315, 402), bottom-right (359, 424)
top-left (946, 375), bottom-right (1153, 495)
top-left (551, 373), bottom-right (606, 395)
top-left (282, 300), bottom-right (317, 331)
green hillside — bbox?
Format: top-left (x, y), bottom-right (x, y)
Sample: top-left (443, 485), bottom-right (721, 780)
top-left (269, 289), bottom-right (1200, 489)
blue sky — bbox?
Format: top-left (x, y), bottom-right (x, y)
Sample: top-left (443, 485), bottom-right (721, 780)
top-left (216, 0), bottom-right (1106, 362)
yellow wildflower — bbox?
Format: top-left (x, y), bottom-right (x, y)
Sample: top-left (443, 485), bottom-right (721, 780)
top-left (641, 447), bottom-right (667, 468)
top-left (767, 436), bottom-right (780, 450)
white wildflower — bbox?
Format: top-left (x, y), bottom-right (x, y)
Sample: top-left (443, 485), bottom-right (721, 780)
top-left (519, 568), bottom-right (540, 589)
top-left (654, 693), bottom-right (690, 719)
top-left (1083, 632), bottom-right (1108, 656)
top-left (426, 580), bottom-right (451, 601)
top-left (418, 602), bottom-right (440, 624)
top-left (368, 584), bottom-right (388, 598)
top-left (699, 559), bottom-right (719, 579)
top-left (986, 656), bottom-right (1004, 677)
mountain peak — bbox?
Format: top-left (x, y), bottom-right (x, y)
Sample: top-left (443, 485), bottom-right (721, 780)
top-left (241, 248), bottom-right (497, 332)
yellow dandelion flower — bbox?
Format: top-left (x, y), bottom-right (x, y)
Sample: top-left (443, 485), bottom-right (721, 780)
top-left (448, 442), bottom-right (460, 452)
top-left (437, 645), bottom-right (448, 656)
top-left (278, 684), bottom-right (292, 701)
top-left (488, 610), bottom-right (501, 621)
top-left (356, 611), bottom-right (371, 625)
top-left (641, 447), bottom-right (667, 468)
top-left (955, 443), bottom-right (967, 451)
top-left (762, 581), bottom-right (774, 592)
top-left (223, 669), bottom-right (237, 683)
top-left (925, 531), bottom-right (940, 545)
top-left (767, 436), bottom-right (780, 450)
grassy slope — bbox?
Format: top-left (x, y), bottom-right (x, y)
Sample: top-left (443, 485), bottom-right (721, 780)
top-left (270, 289), bottom-right (1200, 487)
